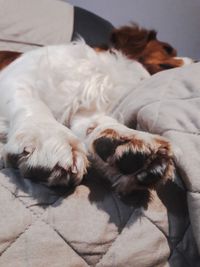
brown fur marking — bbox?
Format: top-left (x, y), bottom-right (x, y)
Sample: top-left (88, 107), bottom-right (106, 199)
top-left (0, 51), bottom-right (21, 71)
top-left (110, 24), bottom-right (184, 74)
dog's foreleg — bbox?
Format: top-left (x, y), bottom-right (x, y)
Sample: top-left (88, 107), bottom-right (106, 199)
top-left (72, 113), bottom-right (174, 195)
top-left (1, 87), bottom-right (88, 187)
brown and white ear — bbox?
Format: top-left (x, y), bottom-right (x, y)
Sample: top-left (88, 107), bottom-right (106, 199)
top-left (111, 28), bottom-right (131, 47)
top-left (0, 51), bottom-right (22, 71)
top-left (110, 24), bottom-right (158, 57)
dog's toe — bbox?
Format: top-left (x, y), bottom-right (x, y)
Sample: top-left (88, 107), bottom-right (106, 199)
top-left (93, 136), bottom-right (125, 161)
top-left (93, 129), bottom-right (174, 195)
top-left (4, 128), bottom-right (88, 188)
top-left (115, 150), bottom-right (148, 174)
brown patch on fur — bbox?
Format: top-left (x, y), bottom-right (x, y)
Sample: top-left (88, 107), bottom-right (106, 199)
top-left (110, 24), bottom-right (184, 74)
top-left (130, 138), bottom-right (147, 150)
top-left (100, 129), bottom-right (119, 138)
top-left (155, 137), bottom-right (172, 149)
top-left (153, 138), bottom-right (174, 180)
top-left (94, 47), bottom-right (106, 53)
top-left (100, 129), bottom-right (141, 144)
top-left (93, 44), bottom-right (110, 53)
top-left (98, 129), bottom-right (151, 156)
top-left (0, 51), bottom-right (22, 71)
top-left (155, 138), bottom-right (173, 160)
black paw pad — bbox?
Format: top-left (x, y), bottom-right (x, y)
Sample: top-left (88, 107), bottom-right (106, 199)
top-left (116, 151), bottom-right (148, 174)
top-left (93, 137), bottom-right (124, 161)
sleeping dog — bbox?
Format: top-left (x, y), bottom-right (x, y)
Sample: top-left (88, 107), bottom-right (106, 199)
top-left (0, 25), bottom-right (191, 194)
top-left (98, 24), bottom-right (192, 74)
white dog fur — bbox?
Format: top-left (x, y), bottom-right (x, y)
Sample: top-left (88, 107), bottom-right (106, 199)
top-left (0, 41), bottom-right (174, 193)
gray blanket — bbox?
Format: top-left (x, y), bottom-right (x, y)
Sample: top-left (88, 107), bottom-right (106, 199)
top-left (0, 63), bottom-right (200, 266)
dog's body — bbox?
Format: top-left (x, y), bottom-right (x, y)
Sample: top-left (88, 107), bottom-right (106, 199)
top-left (0, 41), bottom-right (175, 194)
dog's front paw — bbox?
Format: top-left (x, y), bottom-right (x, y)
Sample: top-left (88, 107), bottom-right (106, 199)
top-left (4, 123), bottom-right (88, 187)
top-left (93, 128), bottom-right (174, 195)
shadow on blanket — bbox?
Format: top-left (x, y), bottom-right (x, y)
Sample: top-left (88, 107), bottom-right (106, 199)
top-left (1, 153), bottom-right (188, 229)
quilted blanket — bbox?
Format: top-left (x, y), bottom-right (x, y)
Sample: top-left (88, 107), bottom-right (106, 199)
top-left (0, 63), bottom-right (200, 267)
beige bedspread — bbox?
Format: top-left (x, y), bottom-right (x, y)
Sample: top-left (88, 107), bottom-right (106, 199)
top-left (117, 62), bottom-right (200, 252)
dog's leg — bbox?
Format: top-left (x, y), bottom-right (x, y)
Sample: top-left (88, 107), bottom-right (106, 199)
top-left (77, 114), bottom-right (174, 195)
top-left (2, 95), bottom-right (88, 187)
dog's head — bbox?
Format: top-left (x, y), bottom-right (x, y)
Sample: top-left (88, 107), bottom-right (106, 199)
top-left (111, 24), bottom-right (189, 74)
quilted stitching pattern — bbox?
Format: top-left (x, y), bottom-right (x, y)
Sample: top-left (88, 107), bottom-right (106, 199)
top-left (0, 183), bottom-right (33, 255)
top-left (0, 163), bottom-right (197, 267)
top-left (0, 170), bottom-right (89, 267)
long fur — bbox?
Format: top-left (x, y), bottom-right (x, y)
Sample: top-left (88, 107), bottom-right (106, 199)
top-left (0, 41), bottom-right (175, 193)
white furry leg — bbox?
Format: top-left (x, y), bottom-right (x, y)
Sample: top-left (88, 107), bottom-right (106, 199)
top-left (82, 115), bottom-right (174, 195)
top-left (4, 120), bottom-right (88, 187)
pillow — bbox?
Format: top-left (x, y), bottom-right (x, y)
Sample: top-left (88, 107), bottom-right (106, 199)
top-left (0, 0), bottom-right (73, 52)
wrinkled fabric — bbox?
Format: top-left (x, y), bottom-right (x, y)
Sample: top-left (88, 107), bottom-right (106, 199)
top-left (116, 62), bottom-right (200, 253)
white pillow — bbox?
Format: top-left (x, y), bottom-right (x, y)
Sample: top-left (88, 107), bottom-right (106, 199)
top-left (0, 0), bottom-right (73, 52)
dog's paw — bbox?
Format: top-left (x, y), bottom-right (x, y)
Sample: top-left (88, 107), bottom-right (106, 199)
top-left (4, 123), bottom-right (88, 187)
top-left (93, 128), bottom-right (174, 195)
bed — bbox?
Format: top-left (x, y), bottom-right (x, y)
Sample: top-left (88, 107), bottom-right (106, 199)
top-left (0, 1), bottom-right (199, 266)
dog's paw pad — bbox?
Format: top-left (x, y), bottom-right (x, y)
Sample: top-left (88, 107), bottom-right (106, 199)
top-left (115, 150), bottom-right (148, 174)
top-left (93, 129), bottom-right (174, 194)
top-left (93, 136), bottom-right (125, 161)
